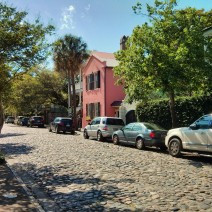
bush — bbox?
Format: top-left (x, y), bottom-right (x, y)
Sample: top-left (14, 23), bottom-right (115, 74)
top-left (136, 95), bottom-right (212, 130)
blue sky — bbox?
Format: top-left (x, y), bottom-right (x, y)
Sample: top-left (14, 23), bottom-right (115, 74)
top-left (4, 0), bottom-right (212, 54)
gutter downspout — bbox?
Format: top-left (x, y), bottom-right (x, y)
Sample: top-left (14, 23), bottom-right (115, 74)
top-left (104, 66), bottom-right (106, 116)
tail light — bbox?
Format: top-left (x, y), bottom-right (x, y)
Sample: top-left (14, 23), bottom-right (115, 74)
top-left (149, 132), bottom-right (156, 138)
top-left (102, 125), bottom-right (108, 131)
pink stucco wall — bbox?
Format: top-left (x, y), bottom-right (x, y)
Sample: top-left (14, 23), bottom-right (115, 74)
top-left (82, 55), bottom-right (125, 128)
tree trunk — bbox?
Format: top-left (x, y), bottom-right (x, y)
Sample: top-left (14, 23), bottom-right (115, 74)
top-left (71, 72), bottom-right (77, 131)
top-left (67, 69), bottom-right (72, 110)
top-left (169, 90), bottom-right (178, 128)
top-left (0, 96), bottom-right (4, 134)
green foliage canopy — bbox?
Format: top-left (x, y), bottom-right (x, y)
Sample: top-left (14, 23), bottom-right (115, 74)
top-left (0, 2), bottom-right (55, 95)
top-left (115, 0), bottom-right (212, 127)
top-left (115, 0), bottom-right (212, 103)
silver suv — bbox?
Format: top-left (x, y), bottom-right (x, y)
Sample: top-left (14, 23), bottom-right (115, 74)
top-left (83, 117), bottom-right (125, 141)
top-left (165, 114), bottom-right (212, 157)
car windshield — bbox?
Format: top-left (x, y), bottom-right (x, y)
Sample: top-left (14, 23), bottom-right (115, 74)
top-left (143, 123), bottom-right (165, 130)
top-left (33, 117), bottom-right (42, 120)
top-left (106, 118), bottom-right (124, 125)
top-left (61, 119), bottom-right (72, 124)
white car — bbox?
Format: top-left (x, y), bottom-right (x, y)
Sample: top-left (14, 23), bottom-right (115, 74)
top-left (165, 114), bottom-right (212, 157)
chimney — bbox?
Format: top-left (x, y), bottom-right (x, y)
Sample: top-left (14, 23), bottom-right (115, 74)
top-left (120, 35), bottom-right (128, 50)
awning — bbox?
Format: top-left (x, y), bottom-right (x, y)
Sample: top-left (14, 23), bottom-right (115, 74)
top-left (111, 101), bottom-right (122, 107)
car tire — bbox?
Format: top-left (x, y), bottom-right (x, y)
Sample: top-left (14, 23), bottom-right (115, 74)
top-left (56, 126), bottom-right (59, 134)
top-left (113, 134), bottom-right (119, 145)
top-left (168, 138), bottom-right (182, 157)
top-left (49, 127), bottom-right (52, 132)
top-left (136, 137), bottom-right (145, 150)
top-left (83, 130), bottom-right (89, 139)
top-left (97, 131), bottom-right (104, 142)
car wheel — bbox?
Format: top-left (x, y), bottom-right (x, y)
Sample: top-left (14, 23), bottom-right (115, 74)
top-left (168, 138), bottom-right (182, 157)
top-left (113, 134), bottom-right (119, 145)
top-left (56, 126), bottom-right (59, 134)
top-left (97, 131), bottom-right (104, 142)
top-left (136, 137), bottom-right (145, 150)
top-left (83, 130), bottom-right (89, 139)
top-left (49, 127), bottom-right (52, 132)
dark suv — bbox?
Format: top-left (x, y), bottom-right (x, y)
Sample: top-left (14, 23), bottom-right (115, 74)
top-left (28, 116), bottom-right (44, 128)
top-left (49, 117), bottom-right (74, 134)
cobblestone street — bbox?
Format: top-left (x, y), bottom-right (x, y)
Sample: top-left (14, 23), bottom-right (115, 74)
top-left (0, 124), bottom-right (212, 211)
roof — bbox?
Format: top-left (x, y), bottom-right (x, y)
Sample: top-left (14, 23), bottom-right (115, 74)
top-left (91, 51), bottom-right (119, 67)
top-left (111, 100), bottom-right (123, 107)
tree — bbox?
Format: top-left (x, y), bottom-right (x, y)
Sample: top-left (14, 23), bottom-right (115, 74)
top-left (114, 0), bottom-right (212, 128)
top-left (0, 2), bottom-right (54, 132)
top-left (5, 69), bottom-right (68, 115)
top-left (53, 34), bottom-right (89, 129)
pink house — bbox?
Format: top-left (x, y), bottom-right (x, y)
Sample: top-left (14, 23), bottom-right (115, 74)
top-left (82, 51), bottom-right (126, 128)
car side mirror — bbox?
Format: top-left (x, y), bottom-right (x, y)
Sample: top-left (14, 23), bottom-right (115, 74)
top-left (189, 124), bottom-right (198, 130)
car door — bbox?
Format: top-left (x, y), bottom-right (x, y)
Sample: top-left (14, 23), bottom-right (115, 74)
top-left (87, 118), bottom-right (97, 137)
top-left (120, 123), bottom-right (134, 144)
top-left (52, 118), bottom-right (59, 131)
top-left (127, 123), bottom-right (142, 145)
top-left (184, 115), bottom-right (210, 151)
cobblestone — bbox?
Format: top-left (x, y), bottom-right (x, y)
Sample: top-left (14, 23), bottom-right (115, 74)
top-left (0, 124), bottom-right (212, 211)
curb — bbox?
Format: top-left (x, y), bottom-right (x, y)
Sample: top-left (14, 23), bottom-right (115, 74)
top-left (6, 162), bottom-right (61, 212)
top-left (7, 163), bottom-right (45, 212)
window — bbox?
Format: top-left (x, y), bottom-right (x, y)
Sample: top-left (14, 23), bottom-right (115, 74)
top-left (195, 115), bottom-right (212, 129)
top-left (132, 124), bottom-right (143, 131)
top-left (86, 71), bottom-right (100, 91)
top-left (86, 102), bottom-right (101, 120)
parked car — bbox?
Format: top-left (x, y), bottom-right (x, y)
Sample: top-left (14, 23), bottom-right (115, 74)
top-left (27, 116), bottom-right (44, 128)
top-left (112, 122), bottom-right (167, 150)
top-left (49, 117), bottom-right (74, 134)
top-left (14, 116), bottom-right (24, 125)
top-left (21, 117), bottom-right (29, 126)
top-left (83, 117), bottom-right (125, 141)
top-left (165, 114), bottom-right (212, 157)
top-left (5, 116), bottom-right (15, 124)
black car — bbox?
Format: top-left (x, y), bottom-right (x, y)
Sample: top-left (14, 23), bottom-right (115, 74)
top-left (49, 117), bottom-right (74, 134)
top-left (28, 116), bottom-right (44, 128)
top-left (112, 122), bottom-right (167, 151)
top-left (21, 117), bottom-right (29, 126)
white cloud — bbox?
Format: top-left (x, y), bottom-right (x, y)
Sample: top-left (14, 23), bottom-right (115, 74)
top-left (81, 4), bottom-right (91, 19)
top-left (85, 4), bottom-right (90, 11)
top-left (60, 5), bottom-right (75, 30)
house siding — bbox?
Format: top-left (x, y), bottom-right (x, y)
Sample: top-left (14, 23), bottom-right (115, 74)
top-left (82, 53), bottom-right (125, 128)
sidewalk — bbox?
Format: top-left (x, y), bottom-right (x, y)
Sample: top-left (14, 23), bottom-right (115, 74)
top-left (0, 162), bottom-right (40, 212)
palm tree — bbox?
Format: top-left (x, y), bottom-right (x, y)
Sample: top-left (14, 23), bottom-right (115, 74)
top-left (53, 34), bottom-right (89, 130)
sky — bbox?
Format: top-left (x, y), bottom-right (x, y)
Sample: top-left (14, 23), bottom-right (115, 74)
top-left (3, 0), bottom-right (212, 64)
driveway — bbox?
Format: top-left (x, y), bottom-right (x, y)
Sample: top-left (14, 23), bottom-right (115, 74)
top-left (1, 124), bottom-right (212, 211)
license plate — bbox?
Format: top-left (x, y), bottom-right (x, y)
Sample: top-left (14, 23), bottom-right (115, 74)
top-left (66, 124), bottom-right (70, 127)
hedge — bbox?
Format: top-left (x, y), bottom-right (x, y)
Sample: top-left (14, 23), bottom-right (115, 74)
top-left (136, 94), bottom-right (212, 130)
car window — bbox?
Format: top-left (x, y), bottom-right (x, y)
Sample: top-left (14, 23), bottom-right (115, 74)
top-left (123, 123), bottom-right (134, 131)
top-left (95, 118), bottom-right (101, 124)
top-left (54, 118), bottom-right (60, 122)
top-left (90, 118), bottom-right (97, 125)
top-left (143, 123), bottom-right (164, 130)
top-left (106, 118), bottom-right (124, 125)
top-left (195, 115), bottom-right (212, 129)
top-left (132, 123), bottom-right (143, 131)
top-left (61, 119), bottom-right (72, 124)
